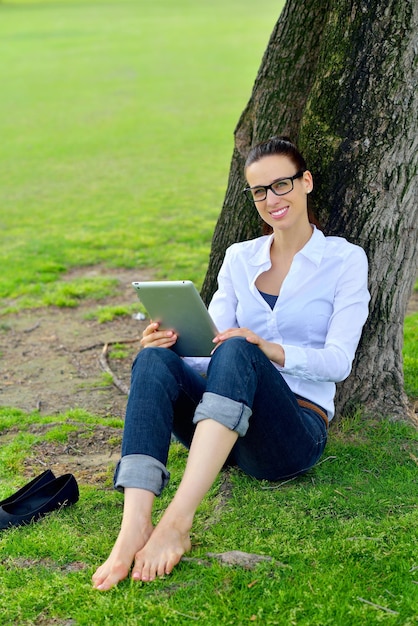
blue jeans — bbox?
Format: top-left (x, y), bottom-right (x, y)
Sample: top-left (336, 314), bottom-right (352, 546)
top-left (114, 337), bottom-right (328, 495)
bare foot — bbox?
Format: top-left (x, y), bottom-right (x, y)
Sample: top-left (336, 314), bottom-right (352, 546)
top-left (131, 514), bottom-right (192, 581)
top-left (92, 521), bottom-right (153, 591)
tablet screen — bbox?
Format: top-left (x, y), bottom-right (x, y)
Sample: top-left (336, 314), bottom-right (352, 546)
top-left (132, 281), bottom-right (218, 357)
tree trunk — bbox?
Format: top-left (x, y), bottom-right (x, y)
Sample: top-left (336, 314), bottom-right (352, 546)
top-left (202, 0), bottom-right (418, 421)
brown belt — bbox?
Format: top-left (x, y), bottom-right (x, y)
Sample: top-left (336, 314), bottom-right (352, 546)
top-left (297, 398), bottom-right (329, 429)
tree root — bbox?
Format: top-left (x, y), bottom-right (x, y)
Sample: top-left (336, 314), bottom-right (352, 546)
top-left (98, 342), bottom-right (132, 395)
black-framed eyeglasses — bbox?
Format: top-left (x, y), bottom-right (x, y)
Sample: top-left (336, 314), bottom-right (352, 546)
top-left (243, 170), bottom-right (305, 202)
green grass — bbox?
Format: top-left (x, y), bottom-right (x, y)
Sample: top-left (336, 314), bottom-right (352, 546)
top-left (2, 276), bottom-right (121, 314)
top-left (0, 0), bottom-right (281, 306)
top-left (0, 409), bottom-right (417, 625)
top-left (0, 1), bottom-right (417, 624)
top-left (403, 310), bottom-right (418, 398)
top-left (84, 302), bottom-right (145, 323)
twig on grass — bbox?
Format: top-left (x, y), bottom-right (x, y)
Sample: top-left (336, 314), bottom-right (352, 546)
top-left (170, 609), bottom-right (199, 621)
top-left (80, 337), bottom-right (141, 352)
top-left (357, 597), bottom-right (399, 615)
top-left (261, 475), bottom-right (298, 490)
top-left (334, 489), bottom-right (348, 499)
top-left (261, 455), bottom-right (337, 490)
top-left (315, 455), bottom-right (337, 466)
top-left (82, 336), bottom-right (140, 394)
top-left (80, 342), bottom-right (106, 352)
top-left (23, 321), bottom-right (41, 333)
top-left (362, 469), bottom-right (380, 479)
top-left (34, 457), bottom-right (48, 467)
top-left (99, 343), bottom-right (130, 395)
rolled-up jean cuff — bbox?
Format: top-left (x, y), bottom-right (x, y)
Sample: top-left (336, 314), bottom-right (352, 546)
top-left (193, 391), bottom-right (252, 437)
top-left (113, 454), bottom-right (170, 496)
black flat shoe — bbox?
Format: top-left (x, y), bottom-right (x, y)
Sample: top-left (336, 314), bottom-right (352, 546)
top-left (0, 470), bottom-right (55, 507)
top-left (0, 474), bottom-right (79, 530)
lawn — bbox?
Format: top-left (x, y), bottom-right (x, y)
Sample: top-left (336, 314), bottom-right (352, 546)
top-left (0, 1), bottom-right (417, 625)
top-left (0, 0), bottom-right (280, 302)
top-left (0, 409), bottom-right (417, 625)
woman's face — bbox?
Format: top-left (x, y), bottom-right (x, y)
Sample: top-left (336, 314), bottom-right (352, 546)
top-left (245, 155), bottom-right (313, 234)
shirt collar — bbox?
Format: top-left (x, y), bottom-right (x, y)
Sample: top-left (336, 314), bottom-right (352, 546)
top-left (298, 226), bottom-right (326, 267)
top-left (248, 234), bottom-right (275, 266)
top-left (248, 226), bottom-right (326, 268)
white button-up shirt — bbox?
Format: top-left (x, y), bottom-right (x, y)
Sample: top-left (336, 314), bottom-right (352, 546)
top-left (186, 227), bottom-right (370, 421)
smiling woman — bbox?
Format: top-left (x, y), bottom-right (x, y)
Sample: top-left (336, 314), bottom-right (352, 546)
top-left (244, 146), bottom-right (312, 238)
top-left (92, 135), bottom-right (370, 589)
top-left (0, 0), bottom-right (283, 305)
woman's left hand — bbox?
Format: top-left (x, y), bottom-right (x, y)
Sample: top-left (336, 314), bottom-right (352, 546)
top-left (212, 328), bottom-right (285, 367)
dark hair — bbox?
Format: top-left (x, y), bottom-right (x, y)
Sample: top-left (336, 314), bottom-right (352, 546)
top-left (244, 135), bottom-right (307, 173)
top-left (245, 135), bottom-right (321, 233)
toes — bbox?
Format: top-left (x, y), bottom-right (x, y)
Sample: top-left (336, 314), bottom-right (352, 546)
top-left (130, 528), bottom-right (189, 582)
top-left (94, 577), bottom-right (113, 591)
top-left (92, 565), bottom-right (108, 587)
top-left (92, 569), bottom-right (104, 584)
top-left (139, 561), bottom-right (152, 582)
top-left (92, 562), bottom-right (130, 591)
top-left (131, 555), bottom-right (145, 581)
top-left (132, 555), bottom-right (158, 582)
top-left (157, 560), bottom-right (168, 577)
top-left (165, 550), bottom-right (182, 576)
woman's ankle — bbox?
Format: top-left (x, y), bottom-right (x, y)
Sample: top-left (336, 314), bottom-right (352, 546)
top-left (159, 503), bottom-right (194, 534)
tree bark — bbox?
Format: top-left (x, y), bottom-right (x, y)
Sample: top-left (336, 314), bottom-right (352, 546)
top-left (202, 0), bottom-right (418, 421)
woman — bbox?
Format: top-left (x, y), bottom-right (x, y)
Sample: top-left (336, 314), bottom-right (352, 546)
top-left (92, 136), bottom-right (370, 590)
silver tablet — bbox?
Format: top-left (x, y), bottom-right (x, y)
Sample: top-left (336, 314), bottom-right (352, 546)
top-left (132, 280), bottom-right (218, 357)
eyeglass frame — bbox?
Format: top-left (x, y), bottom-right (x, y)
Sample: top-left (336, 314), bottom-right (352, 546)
top-left (243, 170), bottom-right (305, 202)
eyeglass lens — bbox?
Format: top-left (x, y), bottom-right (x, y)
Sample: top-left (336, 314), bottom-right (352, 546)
top-left (248, 177), bottom-right (294, 202)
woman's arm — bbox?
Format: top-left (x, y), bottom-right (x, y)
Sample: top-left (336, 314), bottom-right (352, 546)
top-left (279, 246), bottom-right (370, 382)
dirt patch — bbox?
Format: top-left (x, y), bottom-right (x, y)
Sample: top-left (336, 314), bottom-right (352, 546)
top-left (23, 423), bottom-right (123, 485)
top-left (0, 266), bottom-right (154, 483)
top-left (0, 266), bottom-right (152, 417)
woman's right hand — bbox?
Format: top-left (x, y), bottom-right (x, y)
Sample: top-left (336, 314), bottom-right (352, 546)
top-left (140, 321), bottom-right (178, 350)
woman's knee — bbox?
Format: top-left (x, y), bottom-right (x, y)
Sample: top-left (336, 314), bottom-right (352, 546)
top-left (131, 347), bottom-right (182, 381)
top-left (212, 336), bottom-right (258, 362)
top-left (133, 347), bottom-right (179, 367)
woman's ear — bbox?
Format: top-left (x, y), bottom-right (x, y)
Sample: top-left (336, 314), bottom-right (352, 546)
top-left (303, 170), bottom-right (314, 194)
